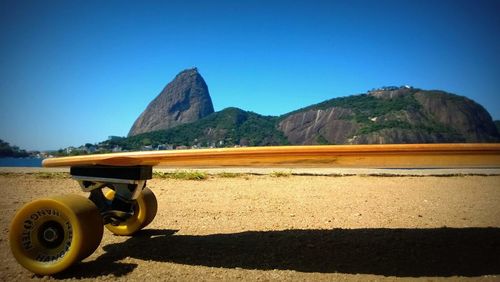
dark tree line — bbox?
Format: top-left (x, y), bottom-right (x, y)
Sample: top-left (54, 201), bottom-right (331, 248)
top-left (0, 139), bottom-right (29, 158)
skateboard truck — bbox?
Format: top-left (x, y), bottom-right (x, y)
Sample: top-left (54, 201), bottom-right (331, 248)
top-left (70, 165), bottom-right (153, 225)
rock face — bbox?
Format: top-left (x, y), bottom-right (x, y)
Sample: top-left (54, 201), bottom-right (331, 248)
top-left (278, 108), bottom-right (359, 144)
top-left (413, 91), bottom-right (499, 142)
top-left (128, 68), bottom-right (214, 137)
top-left (279, 88), bottom-right (500, 144)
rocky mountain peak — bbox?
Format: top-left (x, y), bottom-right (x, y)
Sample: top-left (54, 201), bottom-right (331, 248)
top-left (128, 68), bottom-right (214, 137)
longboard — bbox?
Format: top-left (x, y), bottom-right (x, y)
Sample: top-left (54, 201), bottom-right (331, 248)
top-left (10, 143), bottom-right (500, 275)
top-left (42, 143), bottom-right (500, 168)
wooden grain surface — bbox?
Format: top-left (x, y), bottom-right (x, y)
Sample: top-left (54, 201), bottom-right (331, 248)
top-left (42, 144), bottom-right (500, 168)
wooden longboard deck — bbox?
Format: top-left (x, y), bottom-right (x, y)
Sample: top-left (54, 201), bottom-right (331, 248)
top-left (42, 144), bottom-right (500, 168)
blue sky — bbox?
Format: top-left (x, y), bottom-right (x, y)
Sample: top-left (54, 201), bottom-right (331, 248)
top-left (1, 0), bottom-right (499, 150)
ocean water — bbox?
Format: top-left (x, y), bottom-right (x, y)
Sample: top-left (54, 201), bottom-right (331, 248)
top-left (0, 157), bottom-right (43, 167)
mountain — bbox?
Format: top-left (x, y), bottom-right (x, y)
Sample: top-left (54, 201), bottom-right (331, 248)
top-left (496, 121), bottom-right (500, 133)
top-left (107, 73), bottom-right (500, 153)
top-left (128, 68), bottom-right (214, 136)
top-left (279, 87), bottom-right (500, 144)
top-left (113, 86), bottom-right (498, 151)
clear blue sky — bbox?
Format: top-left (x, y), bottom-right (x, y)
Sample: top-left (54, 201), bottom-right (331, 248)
top-left (1, 0), bottom-right (499, 150)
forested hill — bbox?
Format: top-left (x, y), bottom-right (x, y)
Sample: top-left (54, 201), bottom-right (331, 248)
top-left (103, 107), bottom-right (289, 150)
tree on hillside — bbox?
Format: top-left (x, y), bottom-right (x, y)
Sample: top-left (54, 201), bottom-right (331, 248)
top-left (0, 139), bottom-right (29, 158)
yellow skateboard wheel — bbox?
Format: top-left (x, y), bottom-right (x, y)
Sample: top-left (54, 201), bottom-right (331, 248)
top-left (104, 187), bottom-right (157, 236)
top-left (9, 195), bottom-right (103, 275)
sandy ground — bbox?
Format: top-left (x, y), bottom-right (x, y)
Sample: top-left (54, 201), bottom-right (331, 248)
top-left (0, 171), bottom-right (499, 281)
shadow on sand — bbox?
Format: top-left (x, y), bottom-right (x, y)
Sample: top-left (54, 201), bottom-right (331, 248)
top-left (55, 227), bottom-right (500, 279)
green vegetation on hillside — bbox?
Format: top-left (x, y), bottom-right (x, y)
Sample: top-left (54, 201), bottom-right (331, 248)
top-left (103, 107), bottom-right (289, 150)
top-left (284, 92), bottom-right (421, 121)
